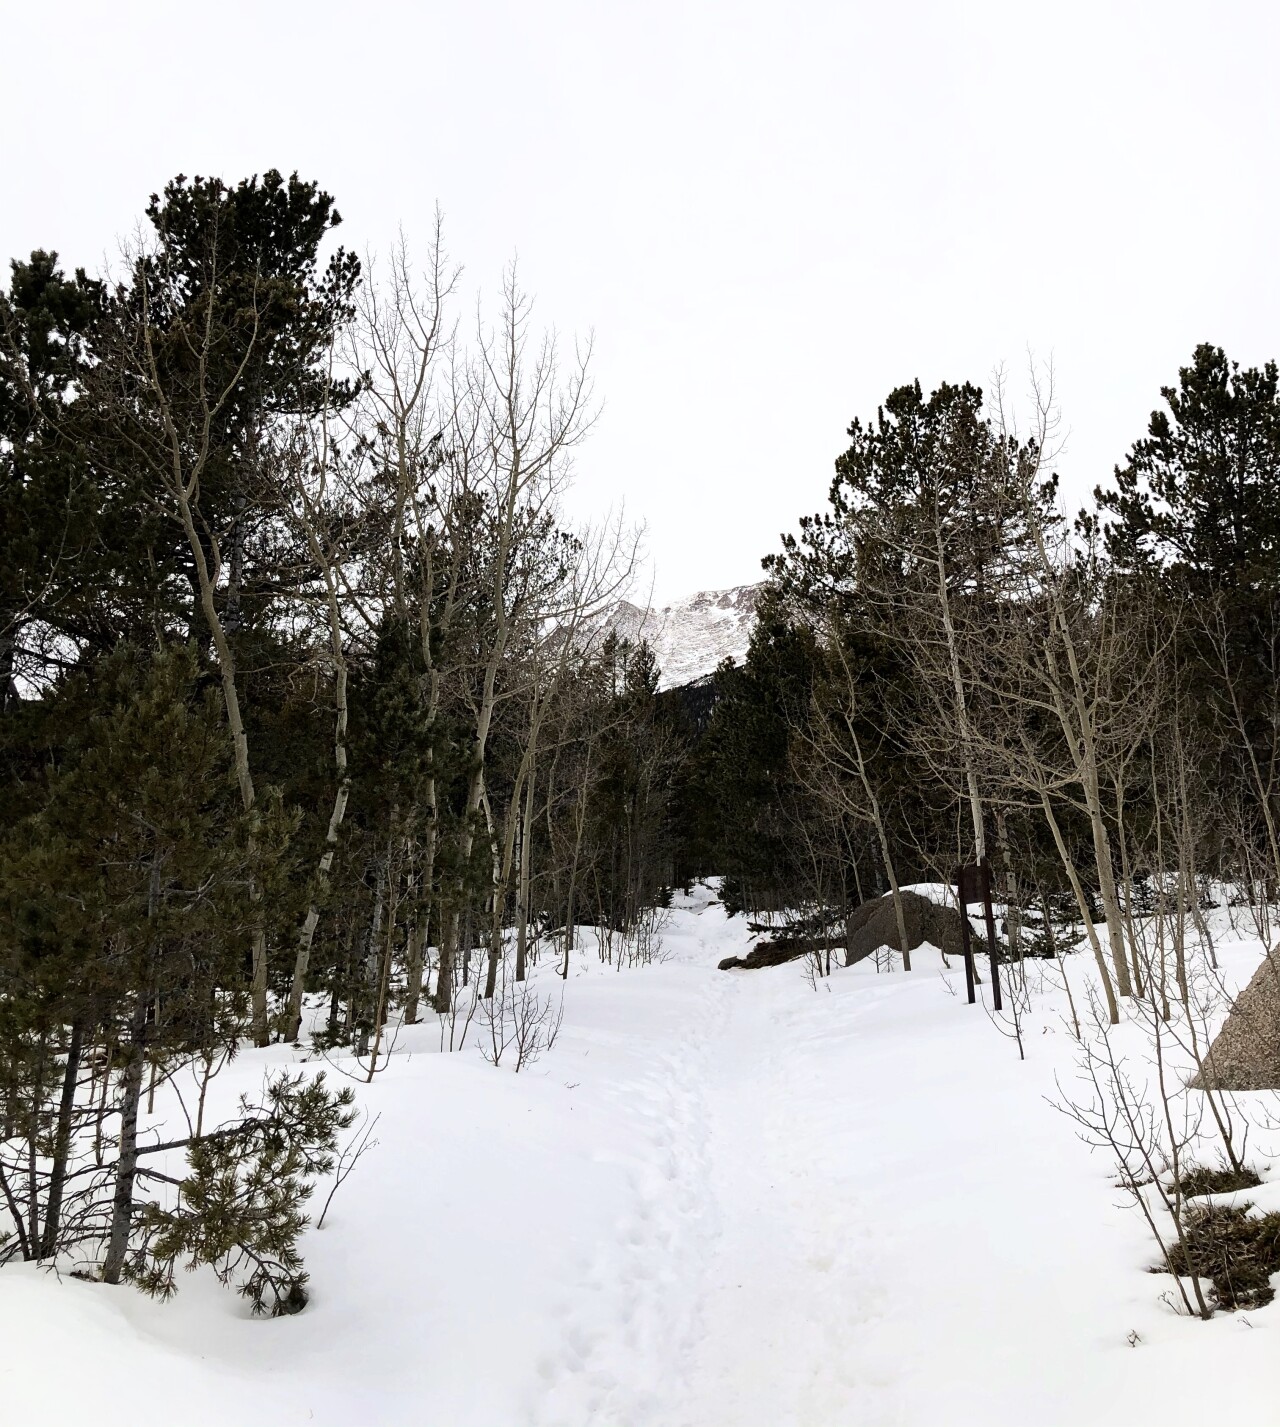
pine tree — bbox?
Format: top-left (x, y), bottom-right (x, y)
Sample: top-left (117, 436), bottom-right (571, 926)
top-left (1097, 344), bottom-right (1280, 594)
top-left (0, 251), bottom-right (102, 701)
top-left (0, 643), bottom-right (294, 1273)
top-left (1096, 344), bottom-right (1280, 887)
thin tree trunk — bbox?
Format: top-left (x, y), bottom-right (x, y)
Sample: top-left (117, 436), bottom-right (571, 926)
top-left (355, 864), bottom-right (387, 1059)
top-left (0, 1160), bottom-right (30, 1259)
top-left (516, 758), bottom-right (537, 981)
top-left (1043, 638), bottom-right (1133, 999)
top-left (562, 740), bottom-right (594, 973)
top-left (0, 615), bottom-right (19, 713)
top-left (366, 849), bottom-right (402, 1080)
top-left (483, 775), bottom-right (525, 999)
top-left (1037, 785), bottom-right (1119, 1024)
top-left (287, 431), bottom-right (354, 1041)
top-left (41, 1018), bottom-right (84, 1259)
top-left (25, 1040), bottom-right (45, 1256)
top-left (287, 752), bottom-right (350, 1041)
top-left (102, 999), bottom-right (147, 1285)
top-left (994, 807), bottom-right (1021, 960)
top-left (403, 847), bottom-right (432, 1028)
top-left (174, 487), bottom-right (270, 1043)
top-left (1113, 774), bottom-right (1145, 998)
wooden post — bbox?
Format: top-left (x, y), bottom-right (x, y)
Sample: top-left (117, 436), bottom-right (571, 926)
top-left (957, 861), bottom-right (1005, 1008)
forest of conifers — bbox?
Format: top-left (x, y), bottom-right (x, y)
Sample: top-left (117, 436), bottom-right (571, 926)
top-left (2, 169), bottom-right (1278, 1308)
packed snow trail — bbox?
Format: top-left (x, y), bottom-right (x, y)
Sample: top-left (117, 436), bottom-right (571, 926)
top-left (530, 886), bottom-right (1280, 1427)
top-left (1, 882), bottom-right (1277, 1426)
top-left (661, 965), bottom-right (899, 1427)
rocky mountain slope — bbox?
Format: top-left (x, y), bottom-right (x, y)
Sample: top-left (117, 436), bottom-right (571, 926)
top-left (607, 583), bottom-right (761, 690)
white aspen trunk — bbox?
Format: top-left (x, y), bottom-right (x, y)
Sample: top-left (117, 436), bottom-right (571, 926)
top-left (355, 862), bottom-right (387, 1059)
top-left (994, 806), bottom-right (1021, 960)
top-left (1037, 785), bottom-right (1119, 1024)
top-left (1042, 636), bottom-right (1133, 1000)
top-left (366, 843), bottom-right (403, 1080)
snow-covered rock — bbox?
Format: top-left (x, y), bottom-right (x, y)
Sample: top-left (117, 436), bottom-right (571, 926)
top-left (606, 583), bottom-right (761, 690)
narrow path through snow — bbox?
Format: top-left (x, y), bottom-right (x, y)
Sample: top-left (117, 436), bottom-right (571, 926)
top-left (534, 893), bottom-right (913, 1427)
top-left (669, 973), bottom-right (900, 1427)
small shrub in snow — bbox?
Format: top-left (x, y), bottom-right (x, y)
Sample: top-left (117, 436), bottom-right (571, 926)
top-left (1174, 1164), bottom-right (1264, 1198)
top-left (480, 978), bottom-right (564, 1072)
top-left (1160, 1203), bottom-right (1280, 1312)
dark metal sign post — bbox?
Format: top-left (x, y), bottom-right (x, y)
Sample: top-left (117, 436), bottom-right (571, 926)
top-left (955, 858), bottom-right (1002, 1012)
top-left (957, 880), bottom-right (977, 1004)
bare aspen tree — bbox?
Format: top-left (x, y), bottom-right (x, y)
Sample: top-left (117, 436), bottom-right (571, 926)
top-left (336, 223), bottom-right (461, 1026)
top-left (283, 353), bottom-right (354, 1043)
top-left (431, 266), bottom-right (597, 1010)
top-left (986, 368), bottom-right (1179, 1006)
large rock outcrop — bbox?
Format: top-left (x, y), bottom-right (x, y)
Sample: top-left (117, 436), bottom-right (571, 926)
top-left (844, 889), bottom-right (972, 967)
top-left (1190, 950), bottom-right (1280, 1091)
top-left (717, 890), bottom-right (976, 971)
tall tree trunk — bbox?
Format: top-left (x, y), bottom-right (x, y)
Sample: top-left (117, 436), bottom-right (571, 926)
top-left (403, 911), bottom-right (428, 1024)
top-left (102, 999), bottom-right (147, 1285)
top-left (562, 740), bottom-right (595, 973)
top-left (355, 864), bottom-right (387, 1059)
top-left (25, 1038), bottom-right (45, 1256)
top-left (173, 486), bottom-right (270, 1043)
top-left (403, 821), bottom-right (436, 1024)
top-left (1043, 638), bottom-right (1133, 999)
top-left (483, 777), bottom-right (524, 999)
top-left (1112, 774), bottom-right (1145, 998)
top-left (1087, 786), bottom-right (1133, 1000)
top-left (516, 761), bottom-right (537, 981)
top-left (41, 1018), bottom-right (84, 1259)
top-left (1037, 785), bottom-right (1119, 1024)
top-left (286, 633), bottom-right (350, 1041)
top-left (994, 808), bottom-right (1021, 960)
top-left (366, 848), bottom-right (402, 1080)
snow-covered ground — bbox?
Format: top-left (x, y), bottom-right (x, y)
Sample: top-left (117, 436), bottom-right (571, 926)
top-left (2, 883), bottom-right (1277, 1426)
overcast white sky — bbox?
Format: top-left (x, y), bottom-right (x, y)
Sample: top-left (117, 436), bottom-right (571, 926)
top-left (5, 1), bottom-right (1278, 601)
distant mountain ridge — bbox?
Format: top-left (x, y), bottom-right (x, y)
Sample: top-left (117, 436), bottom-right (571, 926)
top-left (606, 583), bottom-right (762, 690)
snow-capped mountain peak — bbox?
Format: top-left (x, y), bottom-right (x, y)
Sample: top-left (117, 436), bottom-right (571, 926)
top-left (606, 583), bottom-right (761, 690)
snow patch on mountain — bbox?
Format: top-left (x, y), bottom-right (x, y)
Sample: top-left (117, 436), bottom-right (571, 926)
top-left (607, 583), bottom-right (761, 690)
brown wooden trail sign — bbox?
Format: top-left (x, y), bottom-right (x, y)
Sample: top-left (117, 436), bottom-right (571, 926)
top-left (955, 859), bottom-right (1003, 1012)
